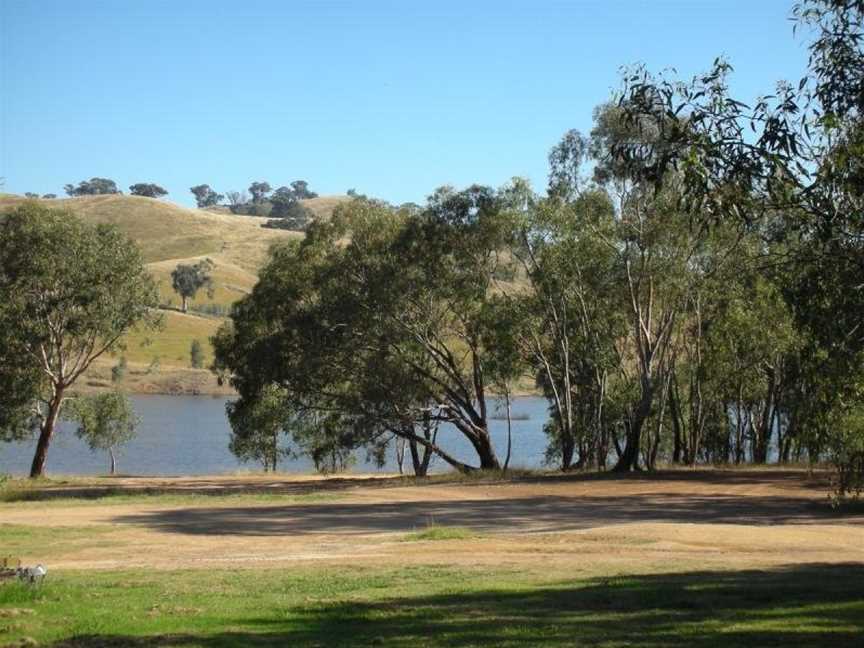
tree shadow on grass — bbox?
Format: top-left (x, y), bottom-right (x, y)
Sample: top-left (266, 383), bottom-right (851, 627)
top-left (111, 492), bottom-right (860, 536)
top-left (1, 469), bottom-right (833, 504)
top-left (49, 563), bottom-right (864, 647)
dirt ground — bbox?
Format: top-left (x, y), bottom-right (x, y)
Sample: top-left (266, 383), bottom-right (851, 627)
top-left (4, 469), bottom-right (863, 576)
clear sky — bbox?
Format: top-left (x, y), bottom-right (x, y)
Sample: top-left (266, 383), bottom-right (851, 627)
top-left (1, 0), bottom-right (810, 207)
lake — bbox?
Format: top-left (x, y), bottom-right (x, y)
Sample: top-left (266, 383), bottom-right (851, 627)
top-left (0, 395), bottom-right (554, 476)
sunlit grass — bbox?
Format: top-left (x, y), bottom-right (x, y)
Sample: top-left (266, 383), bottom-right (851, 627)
top-left (401, 525), bottom-right (481, 542)
top-left (0, 564), bottom-right (860, 646)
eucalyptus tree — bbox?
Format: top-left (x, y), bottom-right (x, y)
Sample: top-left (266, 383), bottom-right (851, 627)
top-left (129, 183), bottom-right (168, 198)
top-left (66, 391), bottom-right (139, 475)
top-left (0, 312), bottom-right (41, 444)
top-left (171, 259), bottom-right (215, 312)
top-left (226, 384), bottom-right (295, 472)
top-left (0, 204), bottom-right (159, 477)
top-left (603, 0), bottom-right (864, 485)
top-left (190, 184), bottom-right (223, 208)
top-left (64, 178), bottom-right (120, 196)
top-left (584, 104), bottom-right (734, 471)
top-left (502, 173), bottom-right (623, 470)
top-left (214, 190), bottom-right (520, 472)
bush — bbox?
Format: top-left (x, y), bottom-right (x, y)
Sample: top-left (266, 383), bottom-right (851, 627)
top-left (111, 357), bottom-right (128, 383)
top-left (190, 340), bottom-right (205, 369)
top-left (831, 407), bottom-right (864, 502)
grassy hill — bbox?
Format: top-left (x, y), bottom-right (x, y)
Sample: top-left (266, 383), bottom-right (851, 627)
top-left (0, 193), bottom-right (349, 394)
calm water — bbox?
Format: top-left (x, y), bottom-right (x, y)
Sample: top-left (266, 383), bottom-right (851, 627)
top-left (0, 395), bottom-right (553, 476)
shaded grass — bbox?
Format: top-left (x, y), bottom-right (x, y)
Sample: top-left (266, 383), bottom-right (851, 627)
top-left (0, 477), bottom-right (345, 507)
top-left (0, 563), bottom-right (861, 646)
top-left (0, 486), bottom-right (343, 508)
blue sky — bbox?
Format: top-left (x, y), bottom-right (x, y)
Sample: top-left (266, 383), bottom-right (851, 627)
top-left (1, 1), bottom-right (809, 207)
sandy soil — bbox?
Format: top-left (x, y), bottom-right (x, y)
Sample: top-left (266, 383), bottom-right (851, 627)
top-left (4, 470), bottom-right (862, 575)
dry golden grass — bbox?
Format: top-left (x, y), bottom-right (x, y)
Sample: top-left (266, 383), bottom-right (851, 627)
top-left (302, 195), bottom-right (351, 221)
top-left (0, 193), bottom-right (303, 272)
top-left (146, 256), bottom-right (259, 310)
top-left (117, 310), bottom-right (223, 367)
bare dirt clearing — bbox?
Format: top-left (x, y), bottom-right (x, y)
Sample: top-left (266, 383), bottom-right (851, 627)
top-left (3, 470), bottom-right (862, 574)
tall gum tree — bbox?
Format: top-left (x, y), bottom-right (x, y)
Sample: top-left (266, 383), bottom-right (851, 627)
top-left (0, 203), bottom-right (159, 477)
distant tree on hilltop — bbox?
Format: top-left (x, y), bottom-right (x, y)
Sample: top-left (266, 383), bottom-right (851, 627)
top-left (190, 184), bottom-right (223, 208)
top-left (64, 178), bottom-right (120, 196)
top-left (291, 180), bottom-right (317, 199)
top-left (269, 180), bottom-right (318, 218)
top-left (129, 183), bottom-right (168, 198)
top-left (225, 190), bottom-right (249, 213)
top-left (248, 181), bottom-right (272, 204)
top-left (42, 193), bottom-right (57, 199)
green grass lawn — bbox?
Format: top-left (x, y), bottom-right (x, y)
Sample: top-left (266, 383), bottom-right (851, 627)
top-left (0, 563), bottom-right (862, 647)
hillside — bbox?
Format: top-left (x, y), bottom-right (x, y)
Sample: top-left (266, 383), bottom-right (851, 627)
top-left (0, 193), bottom-right (349, 395)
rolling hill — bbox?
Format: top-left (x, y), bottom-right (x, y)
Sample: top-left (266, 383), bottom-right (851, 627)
top-left (0, 193), bottom-right (350, 394)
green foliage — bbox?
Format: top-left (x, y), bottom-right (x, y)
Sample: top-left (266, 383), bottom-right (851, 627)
top-left (248, 181), bottom-right (272, 204)
top-left (262, 202), bottom-right (313, 230)
top-left (829, 405), bottom-right (864, 502)
top-left (189, 184), bottom-right (223, 208)
top-left (63, 177), bottom-right (120, 196)
top-left (601, 0), bottom-right (864, 484)
top-left (225, 385), bottom-right (298, 471)
top-left (111, 357), bottom-right (128, 383)
top-left (189, 339), bottom-right (204, 369)
top-left (128, 183), bottom-right (168, 198)
top-left (64, 391), bottom-right (139, 474)
top-left (146, 356), bottom-right (161, 374)
top-left (0, 318), bottom-right (41, 443)
top-left (224, 181), bottom-right (318, 221)
top-left (0, 203), bottom-right (158, 476)
top-left (215, 189), bottom-right (521, 472)
top-left (170, 258), bottom-right (215, 312)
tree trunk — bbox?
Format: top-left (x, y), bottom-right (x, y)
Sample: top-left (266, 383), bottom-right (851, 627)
top-left (613, 386), bottom-right (652, 472)
top-left (181, 295), bottom-right (189, 313)
top-left (476, 442), bottom-right (500, 470)
top-left (471, 427), bottom-right (501, 470)
top-left (109, 448), bottom-right (117, 476)
top-left (561, 433), bottom-right (575, 472)
top-left (503, 391), bottom-right (513, 475)
top-left (395, 437), bottom-right (406, 475)
top-left (613, 419), bottom-right (643, 472)
top-left (408, 439), bottom-right (425, 477)
top-left (29, 389), bottom-right (64, 478)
